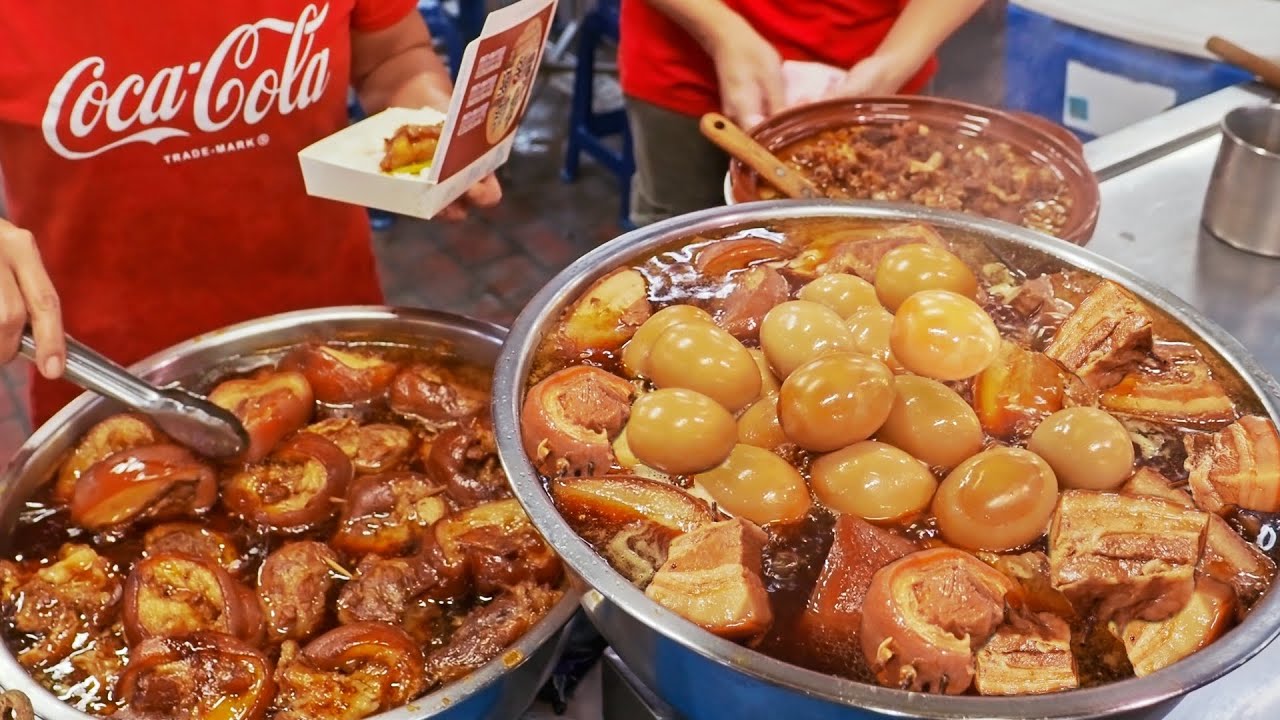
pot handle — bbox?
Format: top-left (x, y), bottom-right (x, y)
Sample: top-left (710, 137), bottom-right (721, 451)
top-left (0, 689), bottom-right (34, 720)
top-left (1010, 111), bottom-right (1085, 157)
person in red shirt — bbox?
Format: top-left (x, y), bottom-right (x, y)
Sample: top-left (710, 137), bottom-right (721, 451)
top-left (0, 1), bottom-right (501, 426)
top-left (620, 0), bottom-right (985, 226)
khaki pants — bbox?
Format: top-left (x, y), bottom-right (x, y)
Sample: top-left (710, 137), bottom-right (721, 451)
top-left (626, 97), bottom-right (729, 227)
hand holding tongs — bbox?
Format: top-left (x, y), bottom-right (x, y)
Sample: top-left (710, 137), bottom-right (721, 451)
top-left (19, 329), bottom-right (248, 458)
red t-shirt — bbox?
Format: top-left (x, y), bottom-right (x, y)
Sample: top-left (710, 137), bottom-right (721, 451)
top-left (0, 0), bottom-right (418, 425)
top-left (619, 0), bottom-right (938, 117)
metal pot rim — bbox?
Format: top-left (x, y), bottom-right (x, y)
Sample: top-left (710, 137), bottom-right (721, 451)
top-left (492, 200), bottom-right (1280, 719)
top-left (0, 305), bottom-right (581, 720)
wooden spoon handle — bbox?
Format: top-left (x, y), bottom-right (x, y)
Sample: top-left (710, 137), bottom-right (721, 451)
top-left (699, 112), bottom-right (822, 200)
top-left (1206, 35), bottom-right (1280, 91)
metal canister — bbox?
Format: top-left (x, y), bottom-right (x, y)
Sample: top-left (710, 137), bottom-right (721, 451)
top-left (1202, 103), bottom-right (1280, 257)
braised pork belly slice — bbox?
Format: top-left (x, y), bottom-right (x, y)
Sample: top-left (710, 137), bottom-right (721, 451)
top-left (644, 518), bottom-right (773, 640)
top-left (713, 265), bottom-right (790, 342)
top-left (785, 223), bottom-right (947, 281)
top-left (1119, 577), bottom-right (1235, 677)
top-left (980, 551), bottom-right (1075, 619)
top-left (974, 611), bottom-right (1078, 696)
top-left (551, 475), bottom-right (717, 587)
top-left (547, 268), bottom-right (652, 359)
top-left (1101, 346), bottom-right (1235, 428)
top-left (1048, 490), bottom-right (1207, 622)
top-left (1200, 524), bottom-right (1275, 609)
top-left (1121, 466), bottom-right (1189, 504)
top-left (380, 122), bottom-right (442, 173)
top-left (1122, 468), bottom-right (1273, 607)
top-left (798, 515), bottom-right (919, 661)
top-left (1186, 415), bottom-right (1280, 514)
top-left (1044, 281), bottom-right (1152, 391)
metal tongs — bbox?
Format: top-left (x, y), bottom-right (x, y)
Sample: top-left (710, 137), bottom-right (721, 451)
top-left (20, 330), bottom-right (248, 458)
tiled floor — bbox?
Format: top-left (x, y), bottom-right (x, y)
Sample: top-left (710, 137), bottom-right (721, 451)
top-left (0, 3), bottom-right (1005, 465)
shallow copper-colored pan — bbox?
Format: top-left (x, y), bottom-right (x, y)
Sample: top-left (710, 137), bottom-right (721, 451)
top-left (725, 96), bottom-right (1100, 245)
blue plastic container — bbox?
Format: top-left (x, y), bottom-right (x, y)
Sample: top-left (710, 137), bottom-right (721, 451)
top-left (1004, 4), bottom-right (1251, 140)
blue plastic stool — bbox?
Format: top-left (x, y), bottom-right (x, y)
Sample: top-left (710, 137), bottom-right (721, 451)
top-left (351, 0), bottom-right (468, 231)
top-left (454, 0), bottom-right (488, 48)
top-left (561, 0), bottom-right (634, 229)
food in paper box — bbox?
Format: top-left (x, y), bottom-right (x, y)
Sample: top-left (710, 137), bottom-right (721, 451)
top-left (380, 123), bottom-right (444, 174)
top-left (298, 0), bottom-right (556, 219)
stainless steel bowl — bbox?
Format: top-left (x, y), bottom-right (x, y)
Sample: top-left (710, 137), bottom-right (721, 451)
top-left (493, 201), bottom-right (1280, 720)
top-left (0, 306), bottom-right (581, 720)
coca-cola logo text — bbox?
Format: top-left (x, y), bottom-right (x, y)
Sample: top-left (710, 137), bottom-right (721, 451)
top-left (42, 3), bottom-right (333, 160)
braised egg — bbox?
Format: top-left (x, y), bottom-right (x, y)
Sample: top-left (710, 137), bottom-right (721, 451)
top-left (1028, 407), bottom-right (1135, 490)
top-left (778, 352), bottom-right (894, 452)
top-left (797, 273), bottom-right (879, 318)
top-left (890, 290), bottom-right (1000, 381)
top-left (737, 394), bottom-right (789, 450)
top-left (933, 446), bottom-right (1058, 551)
top-left (627, 389), bottom-right (737, 474)
top-left (760, 300), bottom-right (855, 378)
top-left (621, 304), bottom-right (713, 378)
top-left (695, 444), bottom-right (812, 524)
top-left (874, 244), bottom-right (978, 312)
top-left (876, 375), bottom-right (983, 469)
top-left (811, 441), bottom-right (937, 522)
top-left (647, 321), bottom-right (761, 411)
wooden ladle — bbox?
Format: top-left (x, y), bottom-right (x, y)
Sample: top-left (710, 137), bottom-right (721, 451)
top-left (1206, 36), bottom-right (1280, 91)
top-left (700, 112), bottom-right (822, 199)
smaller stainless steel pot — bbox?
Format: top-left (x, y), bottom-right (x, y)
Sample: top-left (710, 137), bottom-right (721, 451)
top-left (1202, 103), bottom-right (1280, 257)
top-left (0, 306), bottom-right (580, 720)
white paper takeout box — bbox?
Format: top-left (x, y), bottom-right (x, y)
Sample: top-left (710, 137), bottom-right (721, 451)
top-left (298, 0), bottom-right (558, 219)
top-left (298, 107), bottom-right (462, 219)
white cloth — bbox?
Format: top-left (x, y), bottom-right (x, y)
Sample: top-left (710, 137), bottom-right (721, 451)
top-left (780, 60), bottom-right (847, 110)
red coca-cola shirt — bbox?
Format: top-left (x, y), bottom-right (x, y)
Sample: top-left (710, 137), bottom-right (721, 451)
top-left (0, 0), bottom-right (417, 425)
top-left (619, 0), bottom-right (936, 117)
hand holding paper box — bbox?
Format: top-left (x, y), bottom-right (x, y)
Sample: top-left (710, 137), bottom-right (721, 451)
top-left (298, 0), bottom-right (559, 219)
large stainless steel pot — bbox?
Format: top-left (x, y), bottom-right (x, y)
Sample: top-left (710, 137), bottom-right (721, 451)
top-left (492, 201), bottom-right (1280, 720)
top-left (0, 306), bottom-right (581, 720)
